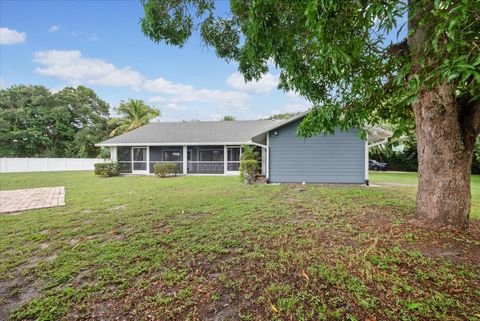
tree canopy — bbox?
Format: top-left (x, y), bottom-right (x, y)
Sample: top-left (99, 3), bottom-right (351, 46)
top-left (266, 112), bottom-right (303, 120)
top-left (0, 85), bottom-right (110, 157)
top-left (222, 115), bottom-right (236, 121)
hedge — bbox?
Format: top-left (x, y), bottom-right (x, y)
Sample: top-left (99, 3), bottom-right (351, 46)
top-left (154, 162), bottom-right (179, 177)
top-left (94, 162), bottom-right (120, 177)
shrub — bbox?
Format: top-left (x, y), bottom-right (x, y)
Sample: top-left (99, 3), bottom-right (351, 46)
top-left (241, 144), bottom-right (259, 161)
top-left (94, 162), bottom-right (120, 177)
top-left (154, 162), bottom-right (179, 177)
top-left (240, 159), bottom-right (259, 183)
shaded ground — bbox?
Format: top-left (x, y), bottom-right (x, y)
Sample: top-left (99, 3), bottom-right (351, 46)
top-left (0, 171), bottom-right (479, 321)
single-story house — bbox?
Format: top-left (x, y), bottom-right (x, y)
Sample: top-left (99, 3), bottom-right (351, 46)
top-left (96, 113), bottom-right (391, 184)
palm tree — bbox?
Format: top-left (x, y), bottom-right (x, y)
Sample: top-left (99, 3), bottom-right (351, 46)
top-left (241, 144), bottom-right (259, 160)
top-left (108, 99), bottom-right (160, 137)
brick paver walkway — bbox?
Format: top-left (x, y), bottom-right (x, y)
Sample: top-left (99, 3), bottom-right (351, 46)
top-left (0, 187), bottom-right (65, 214)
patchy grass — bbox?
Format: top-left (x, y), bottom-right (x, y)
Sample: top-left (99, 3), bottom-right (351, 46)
top-left (0, 171), bottom-right (479, 321)
top-left (370, 171), bottom-right (480, 219)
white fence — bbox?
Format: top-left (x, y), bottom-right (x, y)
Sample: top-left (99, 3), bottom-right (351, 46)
top-left (0, 158), bottom-right (109, 173)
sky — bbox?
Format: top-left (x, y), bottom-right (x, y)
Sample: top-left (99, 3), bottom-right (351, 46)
top-left (0, 0), bottom-right (309, 121)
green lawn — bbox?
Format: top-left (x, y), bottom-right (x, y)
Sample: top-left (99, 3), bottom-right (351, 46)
top-left (369, 171), bottom-right (480, 219)
top-left (0, 171), bottom-right (479, 321)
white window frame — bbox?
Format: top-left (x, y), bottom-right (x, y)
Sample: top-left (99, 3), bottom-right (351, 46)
top-left (132, 147), bottom-right (148, 174)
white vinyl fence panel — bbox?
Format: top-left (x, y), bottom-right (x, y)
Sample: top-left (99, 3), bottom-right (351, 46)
top-left (0, 158), bottom-right (109, 173)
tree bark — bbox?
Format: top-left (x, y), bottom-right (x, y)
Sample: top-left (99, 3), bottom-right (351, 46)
top-left (413, 83), bottom-right (475, 229)
top-left (408, 0), bottom-right (479, 229)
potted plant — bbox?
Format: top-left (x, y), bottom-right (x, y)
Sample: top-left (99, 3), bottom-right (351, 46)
top-left (240, 145), bottom-right (260, 184)
top-left (240, 160), bottom-right (259, 184)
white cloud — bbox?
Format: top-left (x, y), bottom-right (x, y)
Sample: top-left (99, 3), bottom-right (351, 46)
top-left (226, 72), bottom-right (279, 93)
top-left (0, 27), bottom-right (26, 45)
top-left (71, 31), bottom-right (98, 42)
top-left (33, 49), bottom-right (251, 109)
top-left (218, 104), bottom-right (251, 113)
top-left (144, 77), bottom-right (194, 96)
top-left (165, 103), bottom-right (187, 111)
top-left (48, 25), bottom-right (60, 32)
top-left (149, 95), bottom-right (167, 103)
top-left (283, 103), bottom-right (310, 113)
top-left (34, 50), bottom-right (145, 89)
top-left (145, 77), bottom-right (249, 106)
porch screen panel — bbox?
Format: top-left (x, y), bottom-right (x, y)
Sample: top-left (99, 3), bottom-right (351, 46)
top-left (149, 146), bottom-right (183, 174)
top-left (187, 146), bottom-right (224, 174)
top-left (133, 147), bottom-right (147, 171)
top-left (227, 147), bottom-right (241, 171)
top-left (117, 146), bottom-right (132, 173)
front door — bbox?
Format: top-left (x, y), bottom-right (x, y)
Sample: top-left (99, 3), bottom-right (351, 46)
top-left (226, 146), bottom-right (241, 175)
top-left (132, 147), bottom-right (148, 174)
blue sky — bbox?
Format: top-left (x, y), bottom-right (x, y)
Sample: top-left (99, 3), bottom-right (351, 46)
top-left (0, 0), bottom-right (307, 121)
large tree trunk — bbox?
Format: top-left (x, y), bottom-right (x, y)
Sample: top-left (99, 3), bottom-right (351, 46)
top-left (408, 0), bottom-right (479, 229)
top-left (413, 83), bottom-right (475, 229)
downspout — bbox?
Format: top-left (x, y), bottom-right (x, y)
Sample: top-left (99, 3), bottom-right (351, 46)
top-left (365, 139), bottom-right (369, 186)
top-left (266, 132), bottom-right (270, 181)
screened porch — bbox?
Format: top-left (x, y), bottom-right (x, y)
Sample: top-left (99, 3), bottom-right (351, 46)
top-left (113, 145), bottom-right (263, 175)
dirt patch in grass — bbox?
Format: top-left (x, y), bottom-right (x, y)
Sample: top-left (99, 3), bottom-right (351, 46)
top-left (402, 220), bottom-right (480, 264)
top-left (0, 251), bottom-right (59, 320)
top-left (0, 278), bottom-right (43, 321)
top-left (109, 204), bottom-right (128, 212)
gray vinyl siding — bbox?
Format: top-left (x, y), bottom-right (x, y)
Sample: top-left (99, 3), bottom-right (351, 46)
top-left (268, 119), bottom-right (366, 184)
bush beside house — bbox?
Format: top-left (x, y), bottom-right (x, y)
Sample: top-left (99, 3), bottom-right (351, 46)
top-left (154, 163), bottom-right (178, 177)
top-left (240, 145), bottom-right (260, 184)
top-left (240, 159), bottom-right (259, 184)
top-left (94, 162), bottom-right (120, 177)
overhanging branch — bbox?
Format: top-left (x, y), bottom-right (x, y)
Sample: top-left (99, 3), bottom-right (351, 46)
top-left (386, 38), bottom-right (409, 58)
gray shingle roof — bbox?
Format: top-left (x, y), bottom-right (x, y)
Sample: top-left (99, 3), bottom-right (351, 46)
top-left (97, 120), bottom-right (283, 146)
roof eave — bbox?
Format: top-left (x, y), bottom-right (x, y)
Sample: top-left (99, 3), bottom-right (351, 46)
top-left (95, 141), bottom-right (255, 147)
